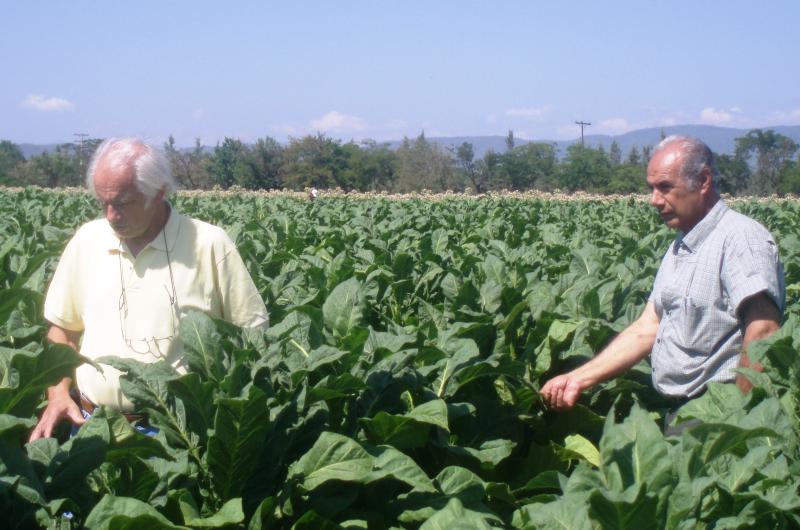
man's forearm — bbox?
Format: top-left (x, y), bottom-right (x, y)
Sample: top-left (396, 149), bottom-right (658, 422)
top-left (45, 325), bottom-right (80, 395)
top-left (569, 318), bottom-right (656, 390)
top-left (737, 293), bottom-right (782, 393)
top-left (541, 302), bottom-right (660, 410)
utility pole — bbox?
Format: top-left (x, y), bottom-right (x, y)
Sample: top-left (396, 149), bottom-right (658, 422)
top-left (74, 132), bottom-right (89, 180)
top-left (575, 121), bottom-right (591, 147)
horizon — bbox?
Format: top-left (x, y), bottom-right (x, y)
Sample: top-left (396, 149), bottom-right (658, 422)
top-left (3, 2), bottom-right (799, 147)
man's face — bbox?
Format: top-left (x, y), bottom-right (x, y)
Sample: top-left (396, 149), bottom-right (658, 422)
top-left (93, 158), bottom-right (161, 240)
top-left (646, 147), bottom-right (708, 233)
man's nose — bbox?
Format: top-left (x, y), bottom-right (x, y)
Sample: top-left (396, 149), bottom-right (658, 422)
top-left (649, 189), bottom-right (663, 208)
top-left (105, 205), bottom-right (122, 223)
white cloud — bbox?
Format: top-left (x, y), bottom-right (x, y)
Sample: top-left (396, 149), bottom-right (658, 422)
top-left (386, 119), bottom-right (407, 130)
top-left (769, 108), bottom-right (800, 124)
top-left (699, 107), bottom-right (734, 125)
top-left (597, 118), bottom-right (631, 135)
top-left (21, 94), bottom-right (75, 111)
top-left (505, 105), bottom-right (551, 119)
top-left (310, 111), bottom-right (366, 132)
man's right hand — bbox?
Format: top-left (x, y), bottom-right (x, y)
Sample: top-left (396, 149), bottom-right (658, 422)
top-left (28, 379), bottom-right (85, 442)
top-left (540, 373), bottom-right (584, 410)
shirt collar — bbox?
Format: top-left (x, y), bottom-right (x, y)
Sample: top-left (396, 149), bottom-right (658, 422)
top-left (103, 201), bottom-right (181, 254)
top-left (674, 199), bottom-right (728, 253)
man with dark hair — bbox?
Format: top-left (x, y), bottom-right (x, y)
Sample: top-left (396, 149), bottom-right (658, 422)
top-left (29, 138), bottom-right (268, 441)
top-left (540, 136), bottom-right (784, 433)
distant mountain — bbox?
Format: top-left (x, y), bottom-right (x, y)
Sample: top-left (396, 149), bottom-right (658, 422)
top-left (14, 125), bottom-right (800, 160)
top-left (18, 143), bottom-right (62, 158)
top-left (403, 125), bottom-right (800, 159)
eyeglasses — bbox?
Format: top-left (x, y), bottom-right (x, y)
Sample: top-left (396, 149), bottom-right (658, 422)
top-left (117, 229), bottom-right (180, 357)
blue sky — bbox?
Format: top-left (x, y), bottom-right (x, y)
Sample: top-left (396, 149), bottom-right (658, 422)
top-left (2, 1), bottom-right (798, 146)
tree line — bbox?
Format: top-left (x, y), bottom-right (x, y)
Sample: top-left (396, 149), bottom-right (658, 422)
top-left (1, 129), bottom-right (799, 195)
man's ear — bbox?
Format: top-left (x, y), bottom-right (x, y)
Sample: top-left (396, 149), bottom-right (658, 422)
top-left (699, 167), bottom-right (714, 195)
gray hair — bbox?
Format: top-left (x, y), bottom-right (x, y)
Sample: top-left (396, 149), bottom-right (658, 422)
top-left (86, 138), bottom-right (177, 198)
top-left (654, 135), bottom-right (718, 191)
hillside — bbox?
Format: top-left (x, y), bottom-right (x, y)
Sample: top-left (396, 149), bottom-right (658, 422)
top-left (14, 125), bottom-right (800, 160)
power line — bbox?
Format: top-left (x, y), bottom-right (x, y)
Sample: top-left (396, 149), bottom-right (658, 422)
top-left (74, 133), bottom-right (89, 180)
top-left (575, 121), bottom-right (591, 147)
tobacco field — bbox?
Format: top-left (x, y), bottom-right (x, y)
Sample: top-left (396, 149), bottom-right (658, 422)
top-left (2, 187), bottom-right (800, 529)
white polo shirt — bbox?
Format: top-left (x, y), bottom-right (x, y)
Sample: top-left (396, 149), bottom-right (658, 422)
top-left (44, 206), bottom-right (268, 410)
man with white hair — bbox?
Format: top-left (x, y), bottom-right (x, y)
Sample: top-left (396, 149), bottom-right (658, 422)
top-left (541, 135), bottom-right (784, 433)
top-left (30, 138), bottom-right (268, 441)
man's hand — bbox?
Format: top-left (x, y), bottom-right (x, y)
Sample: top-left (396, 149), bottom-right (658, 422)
top-left (29, 324), bottom-right (85, 442)
top-left (541, 373), bottom-right (584, 410)
top-left (28, 378), bottom-right (85, 442)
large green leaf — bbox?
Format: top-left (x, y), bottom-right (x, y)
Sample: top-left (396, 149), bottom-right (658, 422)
top-left (206, 385), bottom-right (270, 501)
top-left (322, 277), bottom-right (366, 338)
top-left (179, 310), bottom-right (226, 383)
top-left (598, 404), bottom-right (671, 494)
top-left (360, 399), bottom-right (448, 449)
top-left (287, 431), bottom-right (373, 492)
top-left (588, 485), bottom-right (659, 530)
top-left (419, 497), bottom-right (494, 530)
top-left (512, 496), bottom-right (593, 530)
top-left (0, 413), bottom-right (36, 440)
top-left (83, 495), bottom-right (188, 530)
top-left (0, 344), bottom-right (84, 416)
top-left (368, 445), bottom-right (436, 492)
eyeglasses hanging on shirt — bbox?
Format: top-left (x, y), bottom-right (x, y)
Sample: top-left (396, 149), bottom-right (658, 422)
top-left (117, 229), bottom-right (180, 357)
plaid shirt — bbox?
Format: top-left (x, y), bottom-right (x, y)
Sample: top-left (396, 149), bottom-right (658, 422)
top-left (649, 200), bottom-right (785, 398)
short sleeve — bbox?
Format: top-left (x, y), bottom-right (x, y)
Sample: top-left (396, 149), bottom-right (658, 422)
top-left (721, 229), bottom-right (785, 317)
top-left (213, 232), bottom-right (269, 329)
top-left (44, 232), bottom-right (86, 331)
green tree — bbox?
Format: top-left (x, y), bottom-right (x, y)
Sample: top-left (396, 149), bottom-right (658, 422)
top-left (280, 134), bottom-right (350, 190)
top-left (505, 130), bottom-right (515, 152)
top-left (557, 145), bottom-right (613, 192)
top-left (14, 147), bottom-right (78, 188)
top-left (249, 137), bottom-right (284, 189)
top-left (453, 142), bottom-right (485, 193)
top-left (778, 155), bottom-right (800, 195)
top-left (715, 153), bottom-right (750, 196)
top-left (394, 133), bottom-right (458, 192)
top-left (626, 147), bottom-right (641, 166)
top-left (482, 150), bottom-right (504, 191)
top-left (502, 142), bottom-right (558, 190)
top-left (211, 137), bottom-right (254, 189)
top-left (735, 129), bottom-right (799, 195)
top-left (609, 140), bottom-right (622, 165)
top-left (0, 140), bottom-right (25, 185)
top-left (165, 135), bottom-right (210, 189)
top-left (340, 140), bottom-right (396, 191)
top-left (642, 145), bottom-right (653, 166)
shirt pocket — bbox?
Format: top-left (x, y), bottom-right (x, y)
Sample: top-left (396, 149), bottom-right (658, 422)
top-left (682, 293), bottom-right (720, 355)
top-left (661, 286), bottom-right (718, 355)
